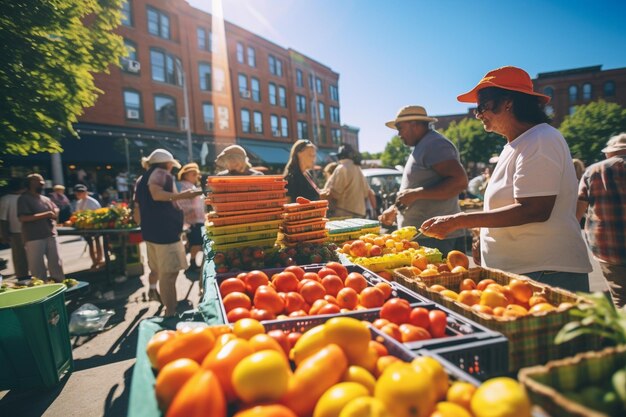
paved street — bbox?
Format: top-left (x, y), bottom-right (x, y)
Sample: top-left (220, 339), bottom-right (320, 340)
top-left (0, 233), bottom-right (609, 417)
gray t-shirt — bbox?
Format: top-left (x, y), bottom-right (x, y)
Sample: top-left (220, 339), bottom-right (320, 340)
top-left (397, 129), bottom-right (463, 238)
top-left (17, 192), bottom-right (58, 242)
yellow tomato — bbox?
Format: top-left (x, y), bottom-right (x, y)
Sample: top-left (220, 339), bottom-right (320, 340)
top-left (470, 377), bottom-right (531, 417)
top-left (313, 382), bottom-right (370, 417)
top-left (232, 350), bottom-right (291, 404)
top-left (338, 397), bottom-right (391, 417)
top-left (232, 318), bottom-right (265, 340)
top-left (342, 366), bottom-right (376, 394)
top-left (374, 363), bottom-right (437, 417)
top-left (446, 381), bottom-right (476, 410)
top-left (411, 357), bottom-right (449, 401)
top-left (324, 317), bottom-right (371, 364)
top-left (291, 324), bottom-right (327, 365)
top-left (430, 401), bottom-right (473, 417)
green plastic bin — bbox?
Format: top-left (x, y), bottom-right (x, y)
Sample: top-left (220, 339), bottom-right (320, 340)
top-left (0, 284), bottom-right (74, 389)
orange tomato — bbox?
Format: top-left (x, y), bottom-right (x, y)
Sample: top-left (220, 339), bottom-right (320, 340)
top-left (254, 286), bottom-right (285, 315)
top-left (299, 280), bottom-right (326, 304)
top-left (283, 291), bottom-right (306, 314)
top-left (509, 279), bottom-right (534, 304)
top-left (146, 330), bottom-right (177, 369)
top-left (476, 279), bottom-right (497, 291)
top-left (345, 272), bottom-right (368, 293)
top-left (286, 332), bottom-right (302, 349)
top-left (308, 299), bottom-right (329, 315)
top-left (375, 282), bottom-right (393, 300)
top-left (266, 329), bottom-right (291, 356)
top-left (155, 358), bottom-right (200, 411)
top-left (369, 340), bottom-right (389, 357)
top-left (337, 287), bottom-right (359, 310)
top-left (321, 274), bottom-right (344, 296)
top-left (248, 334), bottom-right (289, 361)
top-left (412, 254), bottom-right (428, 270)
top-left (233, 405), bottom-right (297, 417)
top-left (201, 338), bottom-right (254, 403)
top-left (428, 310), bottom-right (448, 338)
top-left (380, 298), bottom-right (411, 324)
top-left (223, 292), bottom-right (252, 313)
top-left (165, 369), bottom-right (226, 417)
top-left (325, 261), bottom-right (349, 281)
top-left (156, 327), bottom-right (216, 370)
top-left (360, 287), bottom-right (386, 308)
top-left (528, 295), bottom-right (548, 307)
top-left (460, 278), bottom-right (477, 291)
top-left (244, 270), bottom-right (270, 295)
top-left (372, 318), bottom-right (391, 330)
top-left (377, 270), bottom-right (394, 281)
top-left (317, 303), bottom-right (341, 315)
top-left (272, 271), bottom-right (299, 293)
top-left (283, 265), bottom-right (305, 280)
top-left (249, 308), bottom-right (276, 321)
top-left (219, 278), bottom-right (246, 297)
top-left (318, 267), bottom-right (339, 280)
top-left (227, 307), bottom-right (252, 322)
top-left (302, 272), bottom-right (321, 282)
top-left (429, 284), bottom-right (447, 293)
top-left (380, 323), bottom-right (402, 342)
top-left (399, 324), bottom-right (432, 342)
top-left (409, 307), bottom-right (430, 330)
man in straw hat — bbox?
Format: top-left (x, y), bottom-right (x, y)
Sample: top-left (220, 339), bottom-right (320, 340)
top-left (133, 149), bottom-right (202, 316)
top-left (577, 133), bottom-right (626, 306)
top-left (379, 105), bottom-right (468, 256)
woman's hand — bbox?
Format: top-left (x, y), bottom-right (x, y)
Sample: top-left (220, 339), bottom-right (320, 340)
top-left (379, 206), bottom-right (397, 226)
top-left (420, 214), bottom-right (462, 240)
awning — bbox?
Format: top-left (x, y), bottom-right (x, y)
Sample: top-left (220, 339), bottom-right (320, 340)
top-left (238, 139), bottom-right (292, 165)
top-left (316, 148), bottom-right (335, 164)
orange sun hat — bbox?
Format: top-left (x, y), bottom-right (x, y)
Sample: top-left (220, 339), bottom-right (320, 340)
top-left (457, 66), bottom-right (550, 104)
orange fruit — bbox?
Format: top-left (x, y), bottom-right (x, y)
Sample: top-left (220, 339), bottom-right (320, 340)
top-left (429, 284), bottom-right (447, 293)
top-left (446, 250), bottom-right (469, 270)
top-left (219, 278), bottom-right (246, 297)
top-left (375, 282), bottom-right (393, 300)
top-left (450, 266), bottom-right (468, 274)
top-left (244, 270), bottom-right (270, 295)
top-left (233, 405), bottom-right (297, 417)
top-left (146, 330), bottom-right (177, 369)
top-left (372, 318), bottom-right (391, 330)
top-left (302, 272), bottom-right (321, 282)
top-left (299, 280), bottom-right (326, 304)
top-left (375, 355), bottom-right (401, 377)
top-left (369, 340), bottom-right (388, 357)
top-left (380, 298), bottom-right (411, 324)
top-left (399, 324), bottom-right (432, 342)
top-left (227, 307), bottom-right (252, 322)
top-left (284, 265), bottom-right (306, 280)
top-left (321, 274), bottom-right (344, 296)
top-left (412, 254), bottom-right (428, 270)
top-left (317, 303), bottom-right (341, 315)
top-left (460, 279), bottom-right (477, 291)
top-left (284, 291), bottom-right (306, 314)
top-left (249, 308), bottom-right (275, 321)
top-left (509, 279), bottom-right (534, 304)
top-left (492, 306), bottom-right (505, 317)
top-left (309, 299), bottom-right (329, 315)
top-left (156, 327), bottom-right (216, 369)
top-left (476, 279), bottom-right (497, 291)
top-left (529, 303), bottom-right (556, 314)
top-left (222, 291), bottom-right (252, 313)
top-left (419, 269), bottom-right (439, 277)
top-left (155, 358), bottom-right (200, 410)
top-left (503, 304), bottom-right (528, 318)
top-left (440, 289), bottom-right (459, 300)
top-left (337, 287), bottom-right (359, 310)
top-left (345, 272), bottom-right (368, 293)
top-left (324, 262), bottom-right (349, 281)
top-left (480, 289), bottom-right (508, 309)
top-left (377, 271), bottom-right (394, 281)
top-left (272, 271), bottom-right (300, 293)
top-left (380, 323), bottom-right (402, 342)
top-left (457, 290), bottom-right (481, 306)
top-left (528, 295), bottom-right (548, 307)
top-left (446, 381), bottom-right (477, 411)
top-left (359, 287), bottom-right (386, 308)
top-left (254, 286), bottom-right (285, 315)
top-left (471, 304), bottom-right (494, 315)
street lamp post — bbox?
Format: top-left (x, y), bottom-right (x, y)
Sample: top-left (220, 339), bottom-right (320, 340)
top-left (176, 61), bottom-right (193, 163)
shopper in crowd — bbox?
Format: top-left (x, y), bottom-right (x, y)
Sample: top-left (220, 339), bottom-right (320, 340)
top-left (177, 163), bottom-right (205, 272)
top-left (215, 145), bottom-right (263, 176)
top-left (573, 158), bottom-right (586, 181)
top-left (321, 144), bottom-right (373, 218)
top-left (421, 66), bottom-right (592, 292)
top-left (49, 184), bottom-right (72, 223)
top-left (577, 133), bottom-right (626, 306)
top-left (17, 173), bottom-right (65, 281)
top-left (74, 184), bottom-right (104, 270)
top-left (467, 167), bottom-right (490, 200)
top-left (284, 139), bottom-right (320, 202)
top-left (379, 105), bottom-right (468, 255)
top-left (116, 172), bottom-right (129, 201)
top-left (0, 178), bottom-right (29, 279)
top-left (133, 149), bottom-right (200, 316)
top-left (322, 162), bottom-right (339, 215)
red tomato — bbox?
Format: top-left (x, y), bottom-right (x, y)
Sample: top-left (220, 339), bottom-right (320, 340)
top-left (380, 298), bottom-right (412, 325)
top-left (428, 310), bottom-right (448, 338)
top-left (409, 307), bottom-right (431, 330)
top-left (286, 332), bottom-right (302, 349)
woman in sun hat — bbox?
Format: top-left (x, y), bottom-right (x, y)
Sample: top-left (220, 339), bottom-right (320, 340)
top-left (177, 163), bottom-right (205, 271)
top-left (215, 145), bottom-right (263, 176)
top-left (421, 66), bottom-right (592, 292)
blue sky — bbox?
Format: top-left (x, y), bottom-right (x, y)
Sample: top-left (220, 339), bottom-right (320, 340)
top-left (188, 0), bottom-right (626, 153)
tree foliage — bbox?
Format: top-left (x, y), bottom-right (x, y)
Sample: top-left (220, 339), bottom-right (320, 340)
top-left (0, 0), bottom-right (125, 157)
top-left (360, 151), bottom-right (382, 160)
top-left (380, 135), bottom-right (411, 168)
top-left (441, 118), bottom-right (504, 167)
top-left (559, 100), bottom-right (626, 165)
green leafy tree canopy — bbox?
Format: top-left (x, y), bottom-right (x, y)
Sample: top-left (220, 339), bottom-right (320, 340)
top-left (559, 100), bottom-right (626, 165)
top-left (441, 118), bottom-right (503, 167)
top-left (0, 0), bottom-right (125, 157)
top-left (380, 135), bottom-right (411, 168)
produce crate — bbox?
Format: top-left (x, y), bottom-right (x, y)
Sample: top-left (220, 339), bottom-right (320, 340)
top-left (282, 207), bottom-right (328, 222)
top-left (519, 345), bottom-right (626, 417)
top-left (206, 189), bottom-right (287, 203)
top-left (209, 237), bottom-right (278, 252)
top-left (393, 266), bottom-right (601, 372)
top-left (210, 197), bottom-right (288, 213)
top-left (282, 229), bottom-right (328, 243)
top-left (207, 219), bottom-right (283, 236)
top-left (283, 200), bottom-right (328, 212)
top-left (209, 228), bottom-right (280, 245)
top-left (0, 284), bottom-right (73, 389)
top-left (213, 263), bottom-right (430, 323)
top-left (206, 180), bottom-right (287, 193)
top-left (347, 246), bottom-right (443, 273)
top-left (281, 218), bottom-right (328, 234)
top-left (206, 208), bottom-right (284, 227)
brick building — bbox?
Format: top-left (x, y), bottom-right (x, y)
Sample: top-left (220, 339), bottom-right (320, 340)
top-left (434, 65), bottom-right (626, 131)
top-left (5, 0), bottom-right (345, 188)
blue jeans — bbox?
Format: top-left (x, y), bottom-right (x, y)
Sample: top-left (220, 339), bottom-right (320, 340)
top-left (524, 271), bottom-right (590, 293)
top-left (416, 237), bottom-right (457, 257)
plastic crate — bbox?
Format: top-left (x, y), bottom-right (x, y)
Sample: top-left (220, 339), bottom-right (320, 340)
top-left (283, 200), bottom-right (329, 213)
top-left (209, 237), bottom-right (277, 252)
top-left (206, 189), bottom-right (287, 203)
top-left (281, 218), bottom-right (328, 234)
top-left (209, 228), bottom-right (280, 245)
top-left (206, 180), bottom-right (287, 193)
top-left (282, 207), bottom-right (328, 222)
top-left (207, 219), bottom-right (283, 236)
top-left (207, 209), bottom-right (284, 227)
top-left (210, 197), bottom-right (288, 213)
top-left (0, 284), bottom-right (73, 389)
top-left (282, 229), bottom-right (328, 243)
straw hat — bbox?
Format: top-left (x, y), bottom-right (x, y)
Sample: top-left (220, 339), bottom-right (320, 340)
top-left (457, 66), bottom-right (550, 104)
top-left (602, 133), bottom-right (626, 153)
top-left (141, 149), bottom-right (181, 169)
top-left (53, 184), bottom-right (65, 191)
top-left (385, 105), bottom-right (438, 128)
top-left (177, 162), bottom-right (200, 181)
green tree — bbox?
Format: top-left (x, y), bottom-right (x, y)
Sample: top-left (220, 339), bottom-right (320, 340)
top-left (559, 100), bottom-right (626, 165)
top-left (360, 151), bottom-right (382, 160)
top-left (0, 0), bottom-right (125, 157)
top-left (380, 135), bottom-right (411, 168)
top-left (441, 118), bottom-right (503, 167)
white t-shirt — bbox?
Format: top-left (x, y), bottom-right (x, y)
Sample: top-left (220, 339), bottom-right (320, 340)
top-left (481, 123), bottom-right (592, 274)
top-left (0, 194), bottom-right (22, 233)
top-left (76, 196), bottom-right (101, 211)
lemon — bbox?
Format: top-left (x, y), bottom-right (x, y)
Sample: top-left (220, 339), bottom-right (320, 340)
top-left (342, 366), bottom-right (377, 394)
top-left (431, 401), bottom-right (473, 417)
top-left (470, 377), bottom-right (531, 417)
top-left (339, 397), bottom-right (391, 417)
top-left (232, 350), bottom-right (291, 403)
top-left (313, 382), bottom-right (370, 417)
top-left (411, 356), bottom-right (449, 401)
top-left (446, 381), bottom-right (477, 410)
top-left (232, 318), bottom-right (265, 340)
top-left (375, 363), bottom-right (436, 417)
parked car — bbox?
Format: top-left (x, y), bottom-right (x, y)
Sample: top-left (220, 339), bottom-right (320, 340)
top-left (362, 168), bottom-right (402, 219)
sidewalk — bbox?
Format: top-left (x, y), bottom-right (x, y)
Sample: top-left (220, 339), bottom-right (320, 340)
top-left (0, 236), bottom-right (202, 417)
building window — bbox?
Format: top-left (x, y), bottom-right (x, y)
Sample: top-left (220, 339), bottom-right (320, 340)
top-left (329, 85), bottom-right (339, 101)
top-left (604, 81), bottom-right (615, 97)
top-left (269, 83), bottom-right (277, 105)
top-left (568, 85), bottom-right (578, 102)
top-left (270, 115), bottom-right (279, 137)
top-left (281, 116), bottom-right (288, 138)
top-left (147, 6), bottom-right (170, 40)
top-left (150, 49), bottom-right (181, 85)
top-left (278, 86), bottom-right (286, 108)
top-left (214, 68), bottom-right (225, 92)
top-left (268, 55), bottom-right (282, 76)
top-left (247, 47), bottom-right (256, 67)
top-left (253, 111), bottom-right (263, 133)
top-left (251, 78), bottom-right (260, 102)
top-left (297, 121), bottom-right (308, 139)
top-left (330, 106), bottom-right (340, 123)
top-left (236, 42), bottom-right (244, 63)
top-left (543, 86), bottom-right (554, 98)
top-left (331, 128), bottom-right (341, 145)
top-left (318, 102), bottom-right (325, 120)
top-left (154, 95), bottom-right (177, 126)
top-left (569, 105), bottom-right (576, 115)
top-left (316, 78), bottom-right (323, 94)
top-left (296, 69), bottom-right (303, 87)
top-left (198, 63), bottom-right (211, 91)
top-left (124, 39), bottom-right (137, 60)
top-left (121, 39), bottom-right (139, 73)
top-left (197, 28), bottom-right (206, 50)
top-left (315, 125), bottom-right (327, 144)
top-left (296, 95), bottom-right (306, 113)
top-left (308, 74), bottom-right (314, 90)
top-left (123, 90), bottom-right (142, 121)
top-left (121, 0), bottom-right (133, 26)
top-left (238, 74), bottom-right (249, 98)
top-left (582, 83), bottom-right (592, 101)
top-left (202, 103), bottom-right (215, 130)
top-left (241, 109), bottom-right (250, 133)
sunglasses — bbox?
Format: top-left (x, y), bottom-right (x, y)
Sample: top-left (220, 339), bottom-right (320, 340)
top-left (474, 100), bottom-right (495, 116)
top-left (296, 139), bottom-right (313, 151)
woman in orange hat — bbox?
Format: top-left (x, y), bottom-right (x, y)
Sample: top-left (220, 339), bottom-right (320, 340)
top-left (421, 66), bottom-right (592, 292)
